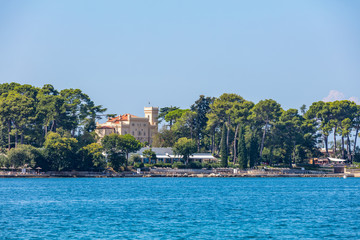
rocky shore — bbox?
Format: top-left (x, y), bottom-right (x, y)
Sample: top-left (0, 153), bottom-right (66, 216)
top-left (0, 169), bottom-right (356, 178)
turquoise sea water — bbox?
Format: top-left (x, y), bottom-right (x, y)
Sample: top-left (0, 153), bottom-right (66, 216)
top-left (1, 178), bottom-right (360, 239)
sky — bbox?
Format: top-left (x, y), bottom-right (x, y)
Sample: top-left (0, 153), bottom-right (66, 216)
top-left (0, 0), bottom-right (359, 118)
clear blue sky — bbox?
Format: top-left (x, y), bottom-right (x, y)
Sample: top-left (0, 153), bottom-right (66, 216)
top-left (1, 0), bottom-right (359, 117)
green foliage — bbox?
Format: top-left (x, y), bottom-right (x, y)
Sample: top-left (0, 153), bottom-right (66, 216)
top-left (190, 95), bottom-right (213, 150)
top-left (158, 106), bottom-right (179, 125)
top-left (44, 132), bottom-right (79, 171)
top-left (152, 126), bottom-right (177, 147)
top-left (101, 133), bottom-right (141, 170)
top-left (237, 126), bottom-right (248, 169)
top-left (133, 162), bottom-right (144, 168)
top-left (78, 143), bottom-right (106, 170)
top-left (173, 137), bottom-right (197, 164)
top-left (172, 162), bottom-right (186, 169)
top-left (101, 133), bottom-right (126, 171)
top-left (220, 124), bottom-right (228, 167)
top-left (1, 82), bottom-right (360, 170)
top-left (7, 144), bottom-right (43, 168)
top-left (130, 154), bottom-right (142, 163)
top-left (0, 154), bottom-right (7, 167)
top-left (248, 134), bottom-right (258, 168)
top-left (142, 148), bottom-right (157, 161)
top-left (188, 161), bottom-right (202, 169)
top-left (165, 109), bottom-right (189, 127)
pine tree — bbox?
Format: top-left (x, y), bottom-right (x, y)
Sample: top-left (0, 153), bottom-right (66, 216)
top-left (238, 126), bottom-right (248, 169)
top-left (220, 123), bottom-right (228, 167)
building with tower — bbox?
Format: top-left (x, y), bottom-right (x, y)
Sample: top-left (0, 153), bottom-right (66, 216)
top-left (95, 107), bottom-right (159, 144)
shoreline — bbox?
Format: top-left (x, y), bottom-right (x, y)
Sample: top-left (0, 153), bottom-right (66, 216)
top-left (0, 173), bottom-right (353, 178)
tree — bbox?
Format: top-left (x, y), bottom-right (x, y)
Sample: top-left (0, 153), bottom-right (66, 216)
top-left (79, 143), bottom-right (106, 170)
top-left (237, 126), bottom-right (247, 169)
top-left (7, 144), bottom-right (42, 168)
top-left (172, 110), bottom-right (196, 140)
top-left (173, 137), bottom-right (197, 165)
top-left (0, 91), bottom-right (35, 148)
top-left (165, 109), bottom-right (189, 129)
top-left (118, 134), bottom-right (142, 168)
top-left (248, 133), bottom-right (258, 168)
top-left (143, 148), bottom-right (157, 163)
top-left (190, 95), bottom-right (213, 151)
top-left (44, 132), bottom-right (78, 171)
top-left (36, 88), bottom-right (65, 135)
top-left (152, 126), bottom-right (177, 147)
top-left (101, 133), bottom-right (141, 170)
top-left (101, 133), bottom-right (126, 171)
top-left (250, 99), bottom-right (282, 158)
top-left (305, 101), bottom-right (331, 156)
top-left (158, 106), bottom-right (179, 125)
top-left (60, 89), bottom-right (106, 136)
top-left (220, 124), bottom-right (228, 167)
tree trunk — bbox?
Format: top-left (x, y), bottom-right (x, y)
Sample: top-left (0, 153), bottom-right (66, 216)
top-left (333, 126), bottom-right (337, 157)
top-left (347, 134), bottom-right (352, 162)
top-left (211, 131), bottom-right (214, 154)
top-left (15, 128), bottom-right (18, 148)
top-left (125, 152), bottom-right (129, 170)
top-left (260, 121), bottom-right (268, 157)
top-left (7, 120), bottom-right (11, 150)
top-left (341, 136), bottom-right (345, 159)
top-left (324, 135), bottom-right (329, 157)
top-left (233, 124), bottom-right (240, 163)
top-left (197, 136), bottom-right (200, 152)
top-left (354, 128), bottom-right (359, 156)
top-left (226, 123), bottom-right (229, 150)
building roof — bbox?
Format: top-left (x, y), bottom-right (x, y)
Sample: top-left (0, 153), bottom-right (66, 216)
top-left (107, 114), bottom-right (139, 123)
top-left (136, 147), bottom-right (174, 155)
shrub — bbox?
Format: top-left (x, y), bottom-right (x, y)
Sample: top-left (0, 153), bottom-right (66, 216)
top-left (0, 154), bottom-right (8, 167)
top-left (7, 145), bottom-right (44, 168)
top-left (172, 162), bottom-right (186, 169)
top-left (130, 154), bottom-right (142, 163)
top-left (188, 161), bottom-right (202, 169)
top-left (133, 162), bottom-right (144, 168)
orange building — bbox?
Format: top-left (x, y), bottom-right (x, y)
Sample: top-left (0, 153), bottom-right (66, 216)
top-left (95, 107), bottom-right (158, 144)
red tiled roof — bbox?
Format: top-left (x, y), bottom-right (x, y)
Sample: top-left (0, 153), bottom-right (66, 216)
top-left (107, 114), bottom-right (139, 123)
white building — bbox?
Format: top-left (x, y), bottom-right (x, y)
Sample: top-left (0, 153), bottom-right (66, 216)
top-left (134, 147), bottom-right (218, 164)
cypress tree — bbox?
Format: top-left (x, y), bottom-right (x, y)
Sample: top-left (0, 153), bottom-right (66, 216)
top-left (238, 126), bottom-right (248, 169)
top-left (220, 123), bottom-right (228, 167)
top-left (249, 134), bottom-right (258, 168)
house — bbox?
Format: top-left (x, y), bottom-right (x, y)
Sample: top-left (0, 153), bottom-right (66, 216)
top-left (133, 147), bottom-right (218, 164)
top-left (95, 107), bottom-right (158, 144)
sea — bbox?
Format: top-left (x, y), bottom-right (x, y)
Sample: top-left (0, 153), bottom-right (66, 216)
top-left (1, 177), bottom-right (360, 239)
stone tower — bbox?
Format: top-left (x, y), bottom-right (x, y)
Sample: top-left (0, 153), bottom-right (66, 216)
top-left (144, 107), bottom-right (159, 126)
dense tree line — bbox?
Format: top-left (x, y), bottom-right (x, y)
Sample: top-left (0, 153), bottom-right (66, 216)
top-left (1, 83), bottom-right (359, 171)
top-left (154, 94), bottom-right (360, 168)
top-left (0, 83), bottom-right (124, 171)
